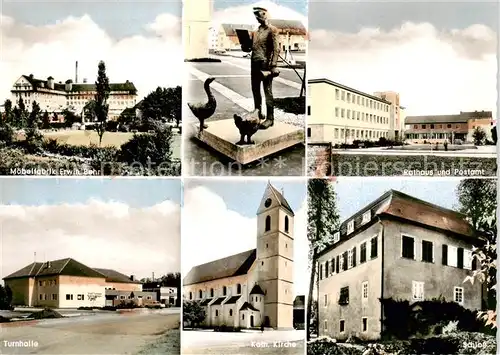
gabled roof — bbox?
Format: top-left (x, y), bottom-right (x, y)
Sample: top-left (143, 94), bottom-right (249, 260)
top-left (211, 297), bottom-right (227, 306)
top-left (240, 302), bottom-right (259, 312)
top-left (93, 268), bottom-right (141, 284)
top-left (200, 298), bottom-right (213, 306)
top-left (224, 295), bottom-right (241, 304)
top-left (318, 190), bottom-right (478, 257)
top-left (308, 78), bottom-right (392, 104)
top-left (250, 284), bottom-right (265, 295)
top-left (3, 258), bottom-right (105, 280)
top-left (183, 249), bottom-right (256, 286)
top-left (257, 182), bottom-right (295, 216)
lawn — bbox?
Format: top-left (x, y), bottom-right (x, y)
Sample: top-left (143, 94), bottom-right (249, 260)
top-left (43, 130), bottom-right (134, 147)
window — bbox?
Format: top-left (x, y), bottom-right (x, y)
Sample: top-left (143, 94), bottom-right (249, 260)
top-left (198, 290), bottom-right (203, 298)
top-left (360, 242), bottom-right (367, 263)
top-left (339, 287), bottom-right (349, 305)
top-left (422, 240), bottom-right (434, 262)
top-left (222, 286), bottom-right (227, 296)
top-left (370, 236), bottom-right (378, 259)
top-left (402, 235), bottom-right (415, 259)
top-left (66, 294), bottom-right (73, 300)
top-left (442, 244), bottom-right (448, 265)
top-left (307, 107), bottom-right (311, 116)
top-left (342, 251), bottom-right (348, 270)
top-left (215, 310), bottom-right (219, 317)
top-left (347, 250), bottom-right (353, 268)
top-left (464, 249), bottom-right (473, 270)
top-left (330, 258), bottom-right (335, 274)
top-left (324, 294), bottom-right (328, 307)
top-left (457, 247), bottom-right (464, 268)
top-left (448, 245), bottom-right (458, 267)
top-left (336, 255), bottom-right (340, 272)
top-left (284, 216), bottom-right (289, 233)
top-left (229, 309), bottom-right (233, 316)
top-left (362, 282), bottom-right (368, 301)
top-left (447, 124), bottom-right (451, 128)
top-left (189, 292), bottom-right (193, 300)
top-left (265, 216), bottom-right (271, 231)
top-left (347, 220), bottom-right (354, 234)
top-left (412, 281), bottom-right (424, 301)
top-left (52, 294), bottom-right (57, 300)
top-left (77, 294), bottom-right (84, 301)
top-left (242, 314), bottom-right (245, 320)
top-left (39, 281), bottom-right (42, 286)
top-left (362, 211), bottom-right (371, 224)
top-left (454, 287), bottom-right (464, 304)
top-left (237, 284), bottom-right (242, 294)
top-left (319, 263), bottom-right (323, 279)
top-left (333, 232), bottom-right (340, 243)
top-left (39, 294), bottom-right (43, 300)
top-left (340, 320), bottom-right (345, 332)
top-left (362, 317), bottom-right (368, 332)
top-left (325, 261), bottom-right (329, 276)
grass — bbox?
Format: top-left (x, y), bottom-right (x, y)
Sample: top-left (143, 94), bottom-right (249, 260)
top-left (330, 154), bottom-right (497, 176)
top-left (42, 130), bottom-right (134, 147)
top-left (183, 340), bottom-right (304, 355)
top-left (274, 97), bottom-right (305, 115)
top-left (137, 329), bottom-right (180, 355)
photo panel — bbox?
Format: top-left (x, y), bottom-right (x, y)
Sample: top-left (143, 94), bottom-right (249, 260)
top-left (183, 0), bottom-right (308, 177)
top-left (307, 177), bottom-right (497, 354)
top-left (0, 178), bottom-right (181, 354)
top-left (182, 178), bottom-right (308, 354)
top-left (306, 1), bottom-right (498, 177)
top-left (1, 0), bottom-right (183, 177)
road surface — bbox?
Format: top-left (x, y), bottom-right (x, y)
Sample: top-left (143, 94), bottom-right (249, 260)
top-left (0, 309), bottom-right (180, 354)
top-left (184, 55), bottom-right (305, 176)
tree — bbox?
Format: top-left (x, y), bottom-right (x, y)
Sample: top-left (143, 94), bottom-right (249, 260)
top-left (306, 179), bottom-right (340, 340)
top-left (13, 97), bottom-right (27, 127)
top-left (94, 61), bottom-right (110, 145)
top-left (458, 179), bottom-right (497, 328)
top-left (491, 126), bottom-right (497, 144)
top-left (0, 284), bottom-right (13, 310)
top-left (62, 108), bottom-right (80, 128)
top-left (183, 300), bottom-right (206, 328)
top-left (3, 99), bottom-right (13, 124)
top-left (118, 107), bottom-right (138, 128)
top-left (42, 111), bottom-right (50, 129)
top-left (456, 179), bottom-right (496, 242)
top-left (139, 86), bottom-right (181, 125)
top-left (472, 127), bottom-right (486, 145)
top-left (28, 101), bottom-right (41, 128)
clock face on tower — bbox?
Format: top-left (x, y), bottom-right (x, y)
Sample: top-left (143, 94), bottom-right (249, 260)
top-left (264, 198), bottom-right (272, 208)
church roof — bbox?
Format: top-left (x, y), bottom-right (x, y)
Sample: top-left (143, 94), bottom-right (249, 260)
top-left (211, 297), bottom-right (227, 306)
top-left (260, 182), bottom-right (294, 216)
top-left (240, 302), bottom-right (259, 312)
top-left (183, 249), bottom-right (256, 286)
top-left (250, 284), bottom-right (265, 295)
top-left (224, 295), bottom-right (241, 304)
top-left (200, 298), bottom-right (212, 306)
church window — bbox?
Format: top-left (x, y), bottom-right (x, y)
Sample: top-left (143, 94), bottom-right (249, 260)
top-left (284, 216), bottom-right (289, 233)
top-left (215, 310), bottom-right (218, 317)
top-left (242, 314), bottom-right (245, 320)
top-left (265, 216), bottom-right (271, 231)
top-left (189, 292), bottom-right (192, 300)
top-left (210, 288), bottom-right (214, 297)
top-left (237, 284), bottom-right (241, 294)
top-left (223, 286), bottom-right (227, 296)
top-left (198, 290), bottom-right (202, 298)
top-left (229, 309), bottom-right (233, 316)
top-left (266, 243), bottom-right (268, 248)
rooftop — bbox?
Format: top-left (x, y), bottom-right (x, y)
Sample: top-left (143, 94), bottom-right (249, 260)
top-left (309, 78), bottom-right (392, 105)
top-left (406, 111), bottom-right (493, 124)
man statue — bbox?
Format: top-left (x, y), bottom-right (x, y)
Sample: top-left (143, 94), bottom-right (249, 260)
top-left (241, 7), bottom-right (280, 129)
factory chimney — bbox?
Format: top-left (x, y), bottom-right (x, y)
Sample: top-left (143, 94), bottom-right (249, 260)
top-left (75, 61), bottom-right (78, 83)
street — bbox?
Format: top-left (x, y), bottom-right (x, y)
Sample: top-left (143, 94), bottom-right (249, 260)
top-left (0, 309), bottom-right (180, 354)
top-left (184, 55), bottom-right (306, 176)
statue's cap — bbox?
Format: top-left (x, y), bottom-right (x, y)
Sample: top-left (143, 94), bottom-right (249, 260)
top-left (253, 7), bottom-right (267, 13)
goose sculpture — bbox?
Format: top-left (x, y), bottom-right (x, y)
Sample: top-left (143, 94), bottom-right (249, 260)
top-left (187, 77), bottom-right (216, 133)
top-left (233, 109), bottom-right (265, 145)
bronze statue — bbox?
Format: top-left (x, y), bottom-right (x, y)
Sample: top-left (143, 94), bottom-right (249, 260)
top-left (241, 6), bottom-right (280, 130)
top-left (234, 110), bottom-right (264, 145)
top-left (187, 77), bottom-right (216, 133)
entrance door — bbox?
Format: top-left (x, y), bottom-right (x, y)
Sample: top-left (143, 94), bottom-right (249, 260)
top-left (250, 315), bottom-right (254, 327)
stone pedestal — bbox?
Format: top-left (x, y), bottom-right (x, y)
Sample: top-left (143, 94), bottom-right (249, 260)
top-left (195, 120), bottom-right (304, 165)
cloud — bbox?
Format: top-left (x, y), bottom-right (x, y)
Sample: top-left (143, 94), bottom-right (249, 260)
top-left (212, 0), bottom-right (307, 28)
top-left (182, 185), bottom-right (308, 296)
top-left (309, 22), bottom-right (497, 116)
top-left (0, 199), bottom-right (181, 282)
top-left (0, 13), bottom-right (182, 102)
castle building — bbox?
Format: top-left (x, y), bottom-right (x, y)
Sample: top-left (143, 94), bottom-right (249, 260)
top-left (183, 183), bottom-right (295, 329)
top-left (3, 258), bottom-right (156, 308)
top-left (317, 190), bottom-right (483, 341)
top-left (307, 79), bottom-right (402, 144)
top-left (10, 74), bottom-right (138, 121)
top-left (405, 111), bottom-right (494, 144)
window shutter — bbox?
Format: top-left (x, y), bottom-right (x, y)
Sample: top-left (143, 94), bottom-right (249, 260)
top-left (343, 251), bottom-right (348, 270)
top-left (319, 263), bottom-right (323, 279)
top-left (472, 253), bottom-right (477, 270)
top-left (353, 247), bottom-right (357, 267)
top-left (331, 258), bottom-right (335, 274)
top-left (457, 248), bottom-right (464, 269)
top-left (442, 244), bottom-right (448, 265)
top-left (336, 255), bottom-right (340, 272)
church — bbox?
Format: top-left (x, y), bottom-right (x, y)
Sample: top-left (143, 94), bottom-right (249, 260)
top-left (183, 182), bottom-right (295, 329)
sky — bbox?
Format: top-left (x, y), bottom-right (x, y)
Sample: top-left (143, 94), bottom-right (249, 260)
top-left (308, 1), bottom-right (498, 117)
top-left (211, 0), bottom-right (307, 27)
top-left (0, 0), bottom-right (183, 101)
top-left (0, 178), bottom-right (181, 283)
top-left (182, 178), bottom-right (308, 296)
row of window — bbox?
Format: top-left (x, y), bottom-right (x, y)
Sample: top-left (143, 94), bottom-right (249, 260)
top-left (38, 280), bottom-right (57, 287)
top-left (319, 236), bottom-right (378, 280)
top-left (412, 280), bottom-right (464, 304)
top-left (401, 235), bottom-right (474, 270)
top-left (412, 124), bottom-right (460, 130)
top-left (334, 88), bottom-right (390, 112)
top-left (405, 133), bottom-right (456, 140)
top-left (332, 127), bottom-right (389, 140)
top-left (324, 318), bottom-right (366, 333)
top-left (189, 284), bottom-right (243, 300)
top-left (39, 293), bottom-right (57, 301)
top-left (264, 215), bottom-right (290, 233)
top-left (334, 107), bottom-right (389, 125)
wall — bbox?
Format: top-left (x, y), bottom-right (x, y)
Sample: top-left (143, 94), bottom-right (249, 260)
top-left (5, 278), bottom-right (33, 306)
top-left (105, 282), bottom-right (142, 292)
top-left (382, 219), bottom-right (482, 311)
top-left (184, 0), bottom-right (211, 59)
top-left (58, 275), bottom-right (106, 308)
top-left (318, 222), bottom-right (383, 341)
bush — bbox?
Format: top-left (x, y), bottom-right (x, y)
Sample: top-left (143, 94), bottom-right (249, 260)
top-left (213, 325), bottom-right (241, 332)
top-left (24, 128), bottom-right (44, 154)
top-left (102, 306), bottom-right (117, 311)
top-left (274, 96), bottom-right (305, 115)
top-left (0, 124), bottom-right (14, 145)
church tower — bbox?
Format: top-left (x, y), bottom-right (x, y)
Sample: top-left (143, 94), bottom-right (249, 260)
top-left (254, 182), bottom-right (294, 329)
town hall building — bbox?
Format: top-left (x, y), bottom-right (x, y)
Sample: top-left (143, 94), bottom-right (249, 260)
top-left (183, 183), bottom-right (295, 329)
